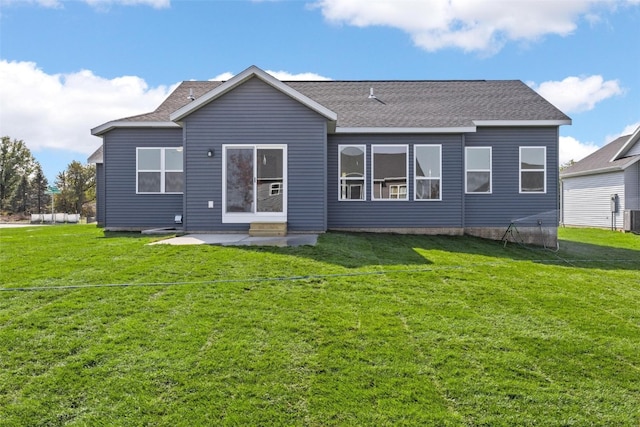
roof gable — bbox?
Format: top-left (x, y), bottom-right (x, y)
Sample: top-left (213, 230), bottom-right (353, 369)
top-left (88, 145), bottom-right (103, 164)
top-left (560, 132), bottom-right (640, 178)
top-left (611, 125), bottom-right (640, 161)
top-left (169, 65), bottom-right (337, 123)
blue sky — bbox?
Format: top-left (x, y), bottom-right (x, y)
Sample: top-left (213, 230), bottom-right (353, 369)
top-left (1, 0), bottom-right (639, 182)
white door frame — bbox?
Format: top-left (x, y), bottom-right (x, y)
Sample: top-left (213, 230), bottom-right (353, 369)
top-left (222, 144), bottom-right (287, 224)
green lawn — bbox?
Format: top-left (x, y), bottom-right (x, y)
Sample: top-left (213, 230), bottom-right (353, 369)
top-left (0, 225), bottom-right (638, 426)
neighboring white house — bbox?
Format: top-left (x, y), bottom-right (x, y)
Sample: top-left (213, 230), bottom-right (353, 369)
top-left (560, 126), bottom-right (640, 231)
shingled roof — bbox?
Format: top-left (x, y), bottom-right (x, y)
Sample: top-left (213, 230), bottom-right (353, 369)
top-left (561, 132), bottom-right (640, 178)
top-left (117, 81), bottom-right (224, 123)
top-left (289, 80), bottom-right (569, 128)
top-left (93, 68), bottom-right (570, 135)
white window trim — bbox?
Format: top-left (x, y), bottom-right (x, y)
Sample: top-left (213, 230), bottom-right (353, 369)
top-left (465, 146), bottom-right (492, 194)
top-left (371, 144), bottom-right (409, 201)
top-left (269, 182), bottom-right (282, 196)
top-left (338, 144), bottom-right (366, 201)
top-left (222, 144), bottom-right (287, 224)
top-left (414, 144), bottom-right (442, 201)
top-left (136, 147), bottom-right (183, 194)
top-left (519, 146), bottom-right (547, 194)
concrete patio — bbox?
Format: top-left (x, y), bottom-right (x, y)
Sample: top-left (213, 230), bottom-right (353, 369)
top-left (149, 233), bottom-right (318, 247)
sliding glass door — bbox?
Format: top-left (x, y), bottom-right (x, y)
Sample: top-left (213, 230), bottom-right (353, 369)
top-left (223, 145), bottom-right (286, 223)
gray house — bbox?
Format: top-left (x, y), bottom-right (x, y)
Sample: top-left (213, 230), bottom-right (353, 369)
top-left (560, 126), bottom-right (640, 231)
top-left (90, 65), bottom-right (571, 245)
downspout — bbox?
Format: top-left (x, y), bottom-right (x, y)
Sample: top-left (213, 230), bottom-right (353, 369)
top-left (103, 138), bottom-right (107, 228)
top-left (182, 121), bottom-right (187, 231)
top-left (559, 179), bottom-right (563, 226)
top-left (323, 121), bottom-right (328, 232)
top-left (461, 134), bottom-right (466, 231)
top-left (557, 126), bottom-right (562, 227)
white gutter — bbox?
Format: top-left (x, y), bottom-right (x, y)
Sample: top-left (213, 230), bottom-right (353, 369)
top-left (560, 165), bottom-right (624, 179)
top-left (473, 120), bottom-right (572, 126)
top-left (335, 126), bottom-right (476, 134)
top-left (560, 156), bottom-right (640, 179)
top-left (91, 121), bottom-right (181, 136)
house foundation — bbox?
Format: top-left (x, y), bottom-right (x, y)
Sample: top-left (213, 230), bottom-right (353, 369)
top-left (465, 226), bottom-right (558, 248)
top-left (328, 227), bottom-right (464, 236)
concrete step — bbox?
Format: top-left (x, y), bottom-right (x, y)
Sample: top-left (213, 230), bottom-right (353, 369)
top-left (249, 222), bottom-right (287, 237)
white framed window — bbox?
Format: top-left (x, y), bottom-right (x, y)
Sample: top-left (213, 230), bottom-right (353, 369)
top-left (136, 147), bottom-right (183, 194)
top-left (269, 182), bottom-right (282, 196)
top-left (338, 145), bottom-right (366, 201)
top-left (372, 145), bottom-right (408, 200)
top-left (414, 145), bottom-right (442, 201)
top-left (465, 147), bottom-right (492, 193)
top-left (520, 146), bottom-right (546, 193)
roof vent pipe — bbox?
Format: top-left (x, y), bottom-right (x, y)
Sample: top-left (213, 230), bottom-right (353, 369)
top-left (368, 87), bottom-right (386, 105)
top-left (187, 88), bottom-right (195, 101)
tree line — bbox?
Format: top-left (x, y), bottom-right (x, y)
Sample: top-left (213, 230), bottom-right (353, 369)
top-left (0, 136), bottom-right (96, 218)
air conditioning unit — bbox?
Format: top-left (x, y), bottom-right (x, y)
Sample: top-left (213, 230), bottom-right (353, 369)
top-left (623, 210), bottom-right (640, 232)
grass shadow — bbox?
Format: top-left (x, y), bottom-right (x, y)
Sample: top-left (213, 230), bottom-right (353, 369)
top-left (239, 231), bottom-right (639, 272)
top-left (101, 231), bottom-right (177, 240)
top-left (555, 238), bottom-right (639, 271)
top-left (242, 232), bottom-right (436, 268)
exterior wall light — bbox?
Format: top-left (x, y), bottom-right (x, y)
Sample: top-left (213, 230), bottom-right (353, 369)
top-left (207, 149), bottom-right (214, 158)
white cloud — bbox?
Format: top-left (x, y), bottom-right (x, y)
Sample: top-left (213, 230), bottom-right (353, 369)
top-left (559, 136), bottom-right (600, 165)
top-left (0, 0), bottom-right (61, 6)
top-left (0, 60), bottom-right (175, 155)
top-left (84, 0), bottom-right (170, 9)
top-left (0, 62), bottom-right (331, 158)
top-left (265, 70), bottom-right (332, 81)
top-left (560, 121), bottom-right (640, 165)
top-left (530, 75), bottom-right (623, 113)
top-left (605, 121), bottom-right (640, 143)
top-left (211, 70), bottom-right (331, 81)
top-left (313, 0), bottom-right (636, 53)
top-left (210, 72), bottom-right (236, 81)
top-left (0, 0), bottom-right (170, 9)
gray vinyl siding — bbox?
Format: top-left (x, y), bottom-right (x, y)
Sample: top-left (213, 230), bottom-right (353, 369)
top-left (624, 162), bottom-right (640, 210)
top-left (465, 127), bottom-right (559, 227)
top-left (96, 163), bottom-right (105, 226)
top-left (562, 172), bottom-right (625, 228)
top-left (182, 77), bottom-right (328, 232)
top-left (103, 128), bottom-right (183, 229)
top-left (327, 134), bottom-right (464, 229)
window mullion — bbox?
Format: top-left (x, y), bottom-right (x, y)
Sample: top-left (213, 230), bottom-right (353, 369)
top-left (160, 148), bottom-right (165, 193)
